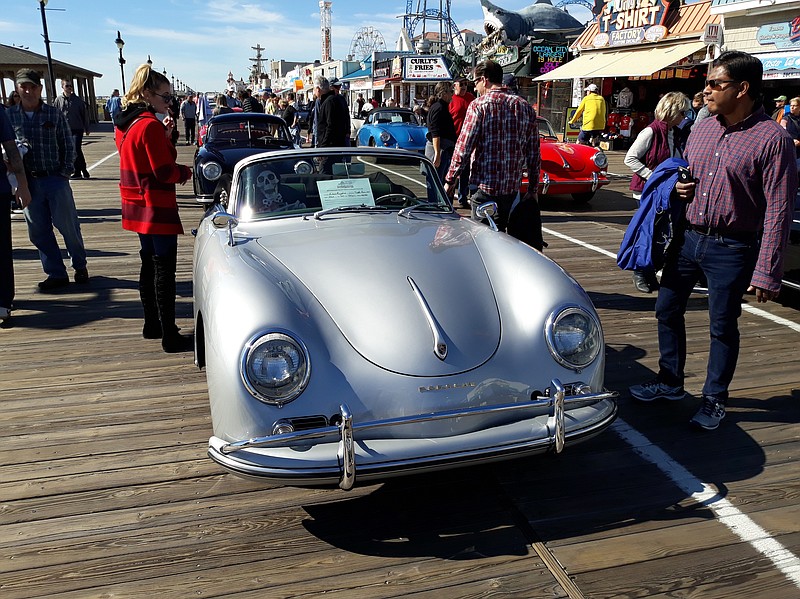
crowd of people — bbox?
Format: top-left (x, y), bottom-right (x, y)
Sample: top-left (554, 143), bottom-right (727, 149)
top-left (1, 50), bottom-right (797, 431)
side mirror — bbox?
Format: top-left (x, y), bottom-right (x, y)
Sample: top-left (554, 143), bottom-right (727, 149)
top-left (212, 212), bottom-right (239, 246)
top-left (475, 201), bottom-right (499, 232)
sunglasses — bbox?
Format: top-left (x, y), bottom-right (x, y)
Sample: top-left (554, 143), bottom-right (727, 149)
top-left (154, 92), bottom-right (174, 103)
top-left (705, 79), bottom-right (738, 89)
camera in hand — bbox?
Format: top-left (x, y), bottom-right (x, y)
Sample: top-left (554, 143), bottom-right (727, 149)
top-left (677, 166), bottom-right (692, 183)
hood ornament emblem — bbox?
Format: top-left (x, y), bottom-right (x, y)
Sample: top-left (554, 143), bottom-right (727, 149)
top-left (407, 276), bottom-right (448, 360)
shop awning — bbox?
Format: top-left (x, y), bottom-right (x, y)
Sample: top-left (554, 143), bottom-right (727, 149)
top-left (534, 41), bottom-right (706, 81)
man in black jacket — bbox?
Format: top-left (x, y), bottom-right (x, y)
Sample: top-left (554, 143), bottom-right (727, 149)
top-left (315, 77), bottom-right (348, 148)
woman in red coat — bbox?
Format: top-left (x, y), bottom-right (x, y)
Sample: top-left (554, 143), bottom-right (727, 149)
top-left (115, 64), bottom-right (192, 353)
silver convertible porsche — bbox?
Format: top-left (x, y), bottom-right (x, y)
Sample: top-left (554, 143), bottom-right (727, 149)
top-left (193, 148), bottom-right (617, 490)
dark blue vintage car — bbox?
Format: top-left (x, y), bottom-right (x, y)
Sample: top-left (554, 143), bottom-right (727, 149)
top-left (194, 113), bottom-right (296, 205)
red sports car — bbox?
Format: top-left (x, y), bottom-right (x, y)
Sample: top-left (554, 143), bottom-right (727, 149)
top-left (520, 118), bottom-right (609, 203)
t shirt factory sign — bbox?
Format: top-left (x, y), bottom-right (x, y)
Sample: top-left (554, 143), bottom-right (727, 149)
top-left (593, 0), bottom-right (674, 48)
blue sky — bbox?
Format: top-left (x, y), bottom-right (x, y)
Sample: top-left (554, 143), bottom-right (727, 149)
top-left (2, 0), bottom-right (592, 96)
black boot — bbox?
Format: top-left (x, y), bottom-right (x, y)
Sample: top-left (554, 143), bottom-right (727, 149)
top-left (153, 253), bottom-right (193, 353)
top-left (139, 251), bottom-right (162, 339)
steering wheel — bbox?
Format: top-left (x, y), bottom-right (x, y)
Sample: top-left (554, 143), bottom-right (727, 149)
top-left (374, 193), bottom-right (418, 207)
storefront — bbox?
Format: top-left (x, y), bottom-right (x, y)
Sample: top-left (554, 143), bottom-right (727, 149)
top-left (712, 0), bottom-right (800, 103)
top-left (340, 60), bottom-right (373, 115)
top-left (402, 55), bottom-right (454, 107)
top-left (534, 0), bottom-right (717, 141)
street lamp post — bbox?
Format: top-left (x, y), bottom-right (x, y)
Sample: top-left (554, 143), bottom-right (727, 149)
top-left (115, 30), bottom-right (126, 94)
top-left (37, 0), bottom-right (57, 99)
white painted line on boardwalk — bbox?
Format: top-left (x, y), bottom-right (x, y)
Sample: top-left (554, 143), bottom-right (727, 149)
top-left (357, 156), bottom-right (428, 189)
top-left (543, 225), bottom-right (800, 589)
top-left (614, 420), bottom-right (800, 587)
top-left (543, 226), bottom-right (618, 259)
top-left (742, 304), bottom-right (800, 333)
top-left (87, 150), bottom-right (119, 172)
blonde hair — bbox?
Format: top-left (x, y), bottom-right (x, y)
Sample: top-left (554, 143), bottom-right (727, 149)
top-left (655, 91), bottom-right (690, 123)
top-left (122, 64), bottom-right (170, 108)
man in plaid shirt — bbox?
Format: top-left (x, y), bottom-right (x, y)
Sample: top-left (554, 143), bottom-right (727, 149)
top-left (629, 51), bottom-right (796, 430)
top-left (7, 69), bottom-right (88, 291)
top-left (443, 60), bottom-right (543, 250)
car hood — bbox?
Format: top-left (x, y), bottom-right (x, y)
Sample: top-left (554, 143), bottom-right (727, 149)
top-left (381, 124), bottom-right (428, 146)
top-left (202, 145), bottom-right (289, 166)
top-left (255, 216), bottom-right (500, 376)
top-left (541, 141), bottom-right (595, 173)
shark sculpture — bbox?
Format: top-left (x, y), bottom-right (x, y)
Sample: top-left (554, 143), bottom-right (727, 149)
top-left (480, 0), bottom-right (584, 46)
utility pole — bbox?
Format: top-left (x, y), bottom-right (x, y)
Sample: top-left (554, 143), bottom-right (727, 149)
top-left (37, 0), bottom-right (57, 98)
top-left (249, 43), bottom-right (266, 88)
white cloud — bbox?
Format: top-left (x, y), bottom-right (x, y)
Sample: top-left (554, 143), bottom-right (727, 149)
top-left (204, 3), bottom-right (284, 24)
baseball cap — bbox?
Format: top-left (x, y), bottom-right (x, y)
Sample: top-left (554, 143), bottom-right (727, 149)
top-left (586, 83), bottom-right (599, 92)
top-left (775, 94), bottom-right (788, 102)
top-left (330, 77), bottom-right (342, 87)
top-left (16, 68), bottom-right (42, 86)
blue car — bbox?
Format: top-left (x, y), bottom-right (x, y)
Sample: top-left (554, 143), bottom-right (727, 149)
top-left (355, 108), bottom-right (427, 153)
top-left (194, 113), bottom-right (295, 205)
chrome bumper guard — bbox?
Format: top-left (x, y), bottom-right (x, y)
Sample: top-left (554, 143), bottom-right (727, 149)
top-left (217, 379), bottom-right (616, 491)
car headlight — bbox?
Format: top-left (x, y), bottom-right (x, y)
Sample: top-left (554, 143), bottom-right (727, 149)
top-left (241, 332), bottom-right (310, 406)
top-left (202, 161), bottom-right (223, 181)
top-left (380, 131), bottom-right (392, 144)
top-left (545, 306), bottom-right (601, 371)
top-left (592, 151), bottom-right (608, 169)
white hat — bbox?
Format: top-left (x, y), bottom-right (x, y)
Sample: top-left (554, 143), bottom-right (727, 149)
top-left (586, 84), bottom-right (598, 92)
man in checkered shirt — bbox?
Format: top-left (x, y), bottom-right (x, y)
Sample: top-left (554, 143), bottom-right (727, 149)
top-left (629, 51), bottom-right (796, 431)
top-left (443, 60), bottom-right (543, 251)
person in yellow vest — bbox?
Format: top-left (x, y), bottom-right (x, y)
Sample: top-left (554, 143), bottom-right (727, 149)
top-left (570, 83), bottom-right (607, 147)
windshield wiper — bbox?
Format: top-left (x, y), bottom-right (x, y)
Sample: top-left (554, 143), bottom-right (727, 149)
top-left (398, 203), bottom-right (450, 218)
top-left (312, 204), bottom-right (390, 220)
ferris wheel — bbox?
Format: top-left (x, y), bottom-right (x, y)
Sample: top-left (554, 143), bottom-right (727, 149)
top-left (349, 27), bottom-right (387, 61)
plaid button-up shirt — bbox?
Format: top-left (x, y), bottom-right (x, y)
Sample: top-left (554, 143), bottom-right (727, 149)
top-left (684, 107), bottom-right (796, 291)
top-left (446, 88), bottom-right (539, 197)
top-left (6, 101), bottom-right (75, 178)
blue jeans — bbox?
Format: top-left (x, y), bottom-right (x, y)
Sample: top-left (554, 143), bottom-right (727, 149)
top-left (24, 176), bottom-right (87, 278)
top-left (655, 229), bottom-right (759, 402)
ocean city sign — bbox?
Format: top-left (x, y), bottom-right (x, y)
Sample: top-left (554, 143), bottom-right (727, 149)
top-left (593, 0), bottom-right (673, 47)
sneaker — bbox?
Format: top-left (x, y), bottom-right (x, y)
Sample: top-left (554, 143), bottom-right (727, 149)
top-left (70, 172), bottom-right (83, 179)
top-left (690, 396), bottom-right (726, 430)
top-left (82, 170), bottom-right (91, 179)
top-left (37, 276), bottom-right (70, 291)
top-left (629, 378), bottom-right (686, 402)
top-left (0, 306), bottom-right (10, 322)
top-left (74, 267), bottom-right (89, 284)
top-left (632, 271), bottom-right (653, 293)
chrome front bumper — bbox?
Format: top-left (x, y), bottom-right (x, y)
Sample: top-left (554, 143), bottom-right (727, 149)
top-left (209, 379), bottom-right (617, 490)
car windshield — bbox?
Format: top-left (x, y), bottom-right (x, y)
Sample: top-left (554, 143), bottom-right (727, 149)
top-left (372, 111), bottom-right (416, 125)
top-left (207, 120), bottom-right (292, 147)
top-left (537, 119), bottom-right (558, 140)
top-left (234, 151), bottom-right (451, 221)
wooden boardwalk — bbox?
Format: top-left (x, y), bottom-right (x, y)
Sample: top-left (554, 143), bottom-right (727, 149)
top-left (1, 125), bottom-right (799, 598)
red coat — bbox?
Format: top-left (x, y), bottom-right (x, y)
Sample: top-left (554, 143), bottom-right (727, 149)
top-left (449, 91), bottom-right (475, 135)
top-left (115, 111), bottom-right (191, 235)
